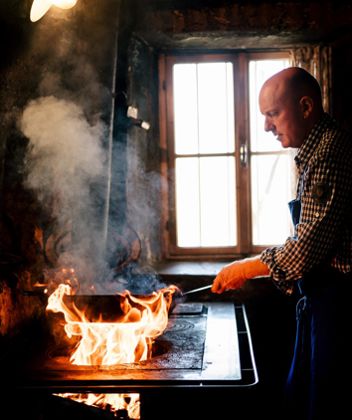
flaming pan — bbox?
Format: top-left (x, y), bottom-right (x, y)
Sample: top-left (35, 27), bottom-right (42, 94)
top-left (60, 284), bottom-right (213, 321)
top-left (60, 287), bottom-right (179, 322)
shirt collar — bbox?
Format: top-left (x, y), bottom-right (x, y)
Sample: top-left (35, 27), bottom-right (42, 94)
top-left (294, 113), bottom-right (332, 169)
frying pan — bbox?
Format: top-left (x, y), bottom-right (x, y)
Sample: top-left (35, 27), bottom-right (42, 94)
top-left (39, 277), bottom-right (215, 324)
top-left (60, 286), bottom-right (180, 322)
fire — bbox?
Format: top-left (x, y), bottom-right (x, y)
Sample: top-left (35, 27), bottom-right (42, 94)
top-left (46, 280), bottom-right (178, 365)
top-left (54, 393), bottom-right (140, 419)
top-left (46, 270), bottom-right (178, 419)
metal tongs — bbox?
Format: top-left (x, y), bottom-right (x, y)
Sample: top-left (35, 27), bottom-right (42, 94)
top-left (181, 284), bottom-right (213, 296)
top-left (169, 284), bottom-right (213, 314)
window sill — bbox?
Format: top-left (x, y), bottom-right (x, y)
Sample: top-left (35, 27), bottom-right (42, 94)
top-left (152, 260), bottom-right (228, 298)
top-left (153, 260), bottom-right (230, 282)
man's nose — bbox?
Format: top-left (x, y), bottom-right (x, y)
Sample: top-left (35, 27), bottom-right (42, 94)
top-left (264, 118), bottom-right (274, 132)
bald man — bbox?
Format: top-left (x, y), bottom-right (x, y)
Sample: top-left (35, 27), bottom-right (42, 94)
top-left (212, 67), bottom-right (352, 420)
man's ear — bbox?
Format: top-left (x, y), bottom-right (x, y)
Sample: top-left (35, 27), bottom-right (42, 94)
top-left (299, 96), bottom-right (314, 119)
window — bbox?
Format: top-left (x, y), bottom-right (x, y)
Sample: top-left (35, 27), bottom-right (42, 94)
top-left (159, 52), bottom-right (293, 258)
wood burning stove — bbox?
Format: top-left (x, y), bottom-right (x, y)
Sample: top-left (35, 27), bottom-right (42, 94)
top-left (2, 300), bottom-right (257, 420)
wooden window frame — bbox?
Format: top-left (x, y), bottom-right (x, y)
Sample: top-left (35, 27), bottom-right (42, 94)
top-left (159, 51), bottom-right (291, 260)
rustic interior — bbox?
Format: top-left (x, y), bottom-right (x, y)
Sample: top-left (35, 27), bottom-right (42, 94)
top-left (1, 1), bottom-right (352, 419)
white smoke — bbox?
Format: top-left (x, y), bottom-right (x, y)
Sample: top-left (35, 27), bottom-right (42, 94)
top-left (20, 95), bottom-right (105, 206)
top-left (19, 95), bottom-right (108, 284)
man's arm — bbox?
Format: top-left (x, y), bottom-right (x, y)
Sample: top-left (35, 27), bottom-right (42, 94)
top-left (211, 256), bottom-right (269, 293)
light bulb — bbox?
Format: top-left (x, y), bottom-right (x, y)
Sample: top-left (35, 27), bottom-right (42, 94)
top-left (30, 0), bottom-right (52, 22)
top-left (30, 0), bottom-right (77, 22)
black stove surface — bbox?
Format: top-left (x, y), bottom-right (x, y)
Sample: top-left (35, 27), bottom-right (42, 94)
top-left (4, 303), bottom-right (257, 391)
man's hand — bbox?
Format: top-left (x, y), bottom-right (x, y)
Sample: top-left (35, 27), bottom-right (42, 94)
top-left (211, 256), bottom-right (270, 294)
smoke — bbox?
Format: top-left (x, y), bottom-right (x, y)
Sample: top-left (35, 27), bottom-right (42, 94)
top-left (13, 15), bottom-right (166, 294)
top-left (6, 2), bottom-right (168, 295)
top-left (20, 96), bottom-right (106, 210)
top-left (19, 95), bottom-right (108, 286)
top-left (18, 95), bottom-right (165, 295)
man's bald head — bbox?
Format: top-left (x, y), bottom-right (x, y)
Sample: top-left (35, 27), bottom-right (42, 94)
top-left (261, 67), bottom-right (323, 107)
top-left (259, 67), bottom-right (325, 148)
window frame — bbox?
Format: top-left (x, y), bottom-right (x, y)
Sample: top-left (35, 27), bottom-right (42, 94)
top-left (159, 50), bottom-right (291, 260)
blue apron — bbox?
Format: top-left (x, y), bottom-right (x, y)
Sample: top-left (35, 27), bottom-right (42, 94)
top-left (284, 199), bottom-right (351, 420)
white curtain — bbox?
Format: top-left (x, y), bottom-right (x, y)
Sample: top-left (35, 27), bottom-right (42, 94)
top-left (290, 45), bottom-right (332, 113)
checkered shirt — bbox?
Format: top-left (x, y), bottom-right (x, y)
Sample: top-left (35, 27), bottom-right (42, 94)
top-left (260, 113), bottom-right (352, 294)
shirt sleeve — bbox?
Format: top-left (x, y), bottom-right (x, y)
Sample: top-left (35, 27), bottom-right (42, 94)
top-left (260, 143), bottom-right (352, 286)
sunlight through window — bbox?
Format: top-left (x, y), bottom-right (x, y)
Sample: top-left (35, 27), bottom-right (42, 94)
top-left (173, 62), bottom-right (236, 247)
top-left (249, 59), bottom-right (294, 245)
top-left (165, 53), bottom-right (293, 254)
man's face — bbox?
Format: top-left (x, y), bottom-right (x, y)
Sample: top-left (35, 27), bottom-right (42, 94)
top-left (259, 83), bottom-right (307, 149)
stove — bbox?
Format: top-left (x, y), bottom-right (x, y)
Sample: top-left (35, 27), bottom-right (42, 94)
top-left (8, 302), bottom-right (256, 389)
top-left (2, 302), bottom-right (258, 420)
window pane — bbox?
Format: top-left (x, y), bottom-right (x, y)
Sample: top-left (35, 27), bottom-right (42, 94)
top-left (197, 63), bottom-right (234, 154)
top-left (173, 64), bottom-right (199, 154)
top-left (249, 57), bottom-right (293, 246)
top-left (175, 156), bottom-right (236, 247)
top-left (249, 59), bottom-right (290, 152)
top-left (173, 62), bottom-right (234, 155)
top-left (251, 154), bottom-right (294, 245)
top-left (199, 157), bottom-right (236, 246)
top-left (175, 157), bottom-right (200, 247)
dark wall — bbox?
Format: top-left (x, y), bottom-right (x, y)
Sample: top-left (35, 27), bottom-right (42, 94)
top-left (0, 0), bottom-right (121, 335)
top-left (331, 34), bottom-right (352, 129)
top-left (125, 37), bottom-right (162, 262)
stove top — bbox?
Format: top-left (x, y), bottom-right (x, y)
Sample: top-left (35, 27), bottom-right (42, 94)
top-left (5, 302), bottom-right (257, 391)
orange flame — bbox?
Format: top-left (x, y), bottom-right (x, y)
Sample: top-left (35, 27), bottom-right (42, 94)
top-left (46, 281), bottom-right (178, 366)
top-left (46, 272), bottom-right (178, 418)
top-left (55, 393), bottom-right (140, 419)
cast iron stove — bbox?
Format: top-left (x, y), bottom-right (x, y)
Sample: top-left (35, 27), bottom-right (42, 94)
top-left (8, 302), bottom-right (257, 392)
